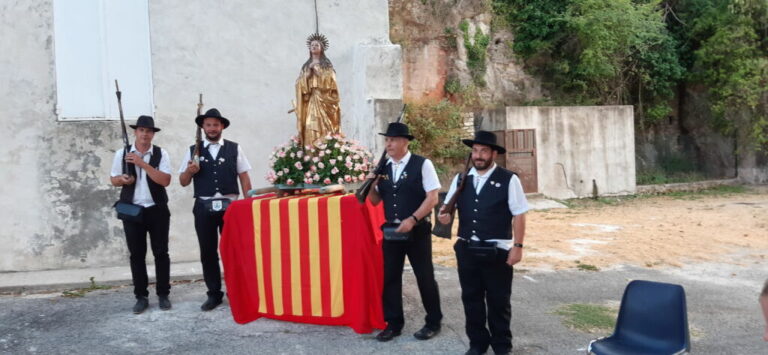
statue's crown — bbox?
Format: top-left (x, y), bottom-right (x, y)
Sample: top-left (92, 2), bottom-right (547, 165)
top-left (306, 33), bottom-right (330, 50)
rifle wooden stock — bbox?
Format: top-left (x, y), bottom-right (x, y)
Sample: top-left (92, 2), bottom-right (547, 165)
top-left (193, 93), bottom-right (203, 164)
top-left (114, 80), bottom-right (134, 177)
top-left (431, 152), bottom-right (472, 239)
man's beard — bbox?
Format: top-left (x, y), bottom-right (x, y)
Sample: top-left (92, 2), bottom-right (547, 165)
top-left (206, 133), bottom-right (221, 142)
top-left (473, 157), bottom-right (492, 170)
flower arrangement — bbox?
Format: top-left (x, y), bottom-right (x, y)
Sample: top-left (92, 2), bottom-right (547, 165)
top-left (266, 134), bottom-right (374, 187)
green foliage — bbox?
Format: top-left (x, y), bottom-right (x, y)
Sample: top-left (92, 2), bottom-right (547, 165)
top-left (407, 100), bottom-right (470, 176)
top-left (676, 0), bottom-right (768, 150)
top-left (494, 0), bottom-right (684, 125)
top-left (555, 303), bottom-right (616, 333)
top-left (495, 0), bottom-right (767, 150)
top-left (459, 20), bottom-right (491, 87)
top-left (575, 261), bottom-right (600, 271)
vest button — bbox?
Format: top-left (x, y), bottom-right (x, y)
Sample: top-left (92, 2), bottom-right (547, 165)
top-left (473, 220), bottom-right (477, 223)
top-left (474, 199), bottom-right (478, 202)
top-left (472, 230), bottom-right (476, 233)
top-left (393, 204), bottom-right (397, 207)
top-left (474, 209), bottom-right (478, 212)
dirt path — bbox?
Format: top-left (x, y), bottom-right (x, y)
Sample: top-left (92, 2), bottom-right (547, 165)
top-left (432, 187), bottom-right (768, 271)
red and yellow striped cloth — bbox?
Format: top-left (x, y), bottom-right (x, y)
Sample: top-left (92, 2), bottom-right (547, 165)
top-left (221, 193), bottom-right (386, 333)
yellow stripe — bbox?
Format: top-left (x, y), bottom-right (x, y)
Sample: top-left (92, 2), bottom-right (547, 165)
top-left (269, 198), bottom-right (284, 316)
top-left (327, 195), bottom-right (345, 317)
top-left (307, 196), bottom-right (322, 316)
top-left (252, 199), bottom-right (267, 313)
top-left (288, 196), bottom-right (306, 316)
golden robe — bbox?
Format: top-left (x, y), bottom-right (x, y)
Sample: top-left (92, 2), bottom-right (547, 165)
top-left (295, 65), bottom-right (341, 147)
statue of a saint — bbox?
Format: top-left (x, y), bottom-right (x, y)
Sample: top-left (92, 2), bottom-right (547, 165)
top-left (293, 33), bottom-right (341, 147)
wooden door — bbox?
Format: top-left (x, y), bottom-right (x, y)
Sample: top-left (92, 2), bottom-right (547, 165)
top-left (493, 129), bottom-right (538, 193)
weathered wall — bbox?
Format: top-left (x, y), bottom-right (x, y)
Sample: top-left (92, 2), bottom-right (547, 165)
top-left (389, 0), bottom-right (543, 105)
top-left (0, 0), bottom-right (400, 272)
top-left (487, 106), bottom-right (636, 199)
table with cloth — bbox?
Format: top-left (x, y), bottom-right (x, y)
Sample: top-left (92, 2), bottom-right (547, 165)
top-left (220, 193), bottom-right (387, 334)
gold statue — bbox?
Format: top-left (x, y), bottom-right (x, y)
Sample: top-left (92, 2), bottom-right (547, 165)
top-left (293, 33), bottom-right (341, 147)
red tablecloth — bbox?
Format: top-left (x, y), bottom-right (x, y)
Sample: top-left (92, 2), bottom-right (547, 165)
top-left (220, 193), bottom-right (386, 334)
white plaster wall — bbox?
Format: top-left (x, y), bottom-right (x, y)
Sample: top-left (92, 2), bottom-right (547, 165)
top-left (0, 0), bottom-right (400, 272)
top-left (504, 106), bottom-right (636, 200)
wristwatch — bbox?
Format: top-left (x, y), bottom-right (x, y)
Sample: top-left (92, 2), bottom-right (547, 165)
top-left (513, 243), bottom-right (524, 248)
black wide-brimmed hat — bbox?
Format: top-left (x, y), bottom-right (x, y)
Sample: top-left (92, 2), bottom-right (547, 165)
top-left (462, 130), bottom-right (506, 154)
top-left (378, 122), bottom-right (414, 140)
top-left (195, 108), bottom-right (230, 129)
top-left (129, 115), bottom-right (161, 132)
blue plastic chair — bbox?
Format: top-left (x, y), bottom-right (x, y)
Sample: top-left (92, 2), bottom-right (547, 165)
top-left (587, 280), bottom-right (691, 355)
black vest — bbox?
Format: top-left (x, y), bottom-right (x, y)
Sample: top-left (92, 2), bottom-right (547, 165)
top-left (191, 140), bottom-right (240, 197)
top-left (119, 145), bottom-right (168, 206)
top-left (457, 167), bottom-right (516, 241)
top-left (377, 154), bottom-right (426, 222)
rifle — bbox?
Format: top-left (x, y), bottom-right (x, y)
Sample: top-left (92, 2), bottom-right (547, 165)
top-left (193, 93), bottom-right (204, 164)
top-left (114, 80), bottom-right (135, 177)
top-left (354, 104), bottom-right (407, 203)
top-left (431, 153), bottom-right (472, 238)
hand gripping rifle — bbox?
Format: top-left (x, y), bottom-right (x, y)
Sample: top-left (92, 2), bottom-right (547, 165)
top-left (114, 80), bottom-right (135, 177)
top-left (354, 104), bottom-right (407, 203)
top-left (192, 93), bottom-right (204, 164)
top-left (431, 153), bottom-right (471, 238)
top-left (431, 116), bottom-right (485, 239)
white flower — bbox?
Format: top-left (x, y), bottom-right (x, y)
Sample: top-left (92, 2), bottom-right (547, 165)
top-left (329, 159), bottom-right (337, 165)
top-left (318, 162), bottom-right (325, 169)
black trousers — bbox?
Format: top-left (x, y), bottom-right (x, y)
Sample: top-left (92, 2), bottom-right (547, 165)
top-left (122, 204), bottom-right (171, 299)
top-left (193, 199), bottom-right (225, 299)
top-left (382, 222), bottom-right (443, 331)
top-left (454, 239), bottom-right (513, 353)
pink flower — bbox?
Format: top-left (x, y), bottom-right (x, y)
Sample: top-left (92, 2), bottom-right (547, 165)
top-left (318, 162), bottom-right (325, 169)
top-left (310, 165), bottom-right (317, 172)
top-left (329, 159), bottom-right (337, 165)
top-left (313, 174), bottom-right (320, 181)
top-left (323, 178), bottom-right (332, 184)
top-left (338, 177), bottom-right (344, 184)
top-left (283, 168), bottom-right (289, 173)
top-left (286, 179), bottom-right (294, 185)
top-left (331, 167), bottom-right (339, 175)
top-left (319, 151), bottom-right (325, 157)
top-left (305, 178), bottom-right (313, 184)
top-left (312, 157), bottom-right (319, 163)
top-left (277, 151), bottom-right (286, 158)
top-left (297, 150), bottom-right (304, 157)
top-left (304, 155), bottom-right (311, 162)
top-left (325, 149), bottom-right (331, 154)
top-left (294, 162), bottom-right (303, 170)
top-left (344, 175), bottom-right (351, 182)
top-left (345, 161), bottom-right (353, 169)
top-left (277, 171), bottom-right (284, 176)
top-left (358, 173), bottom-right (366, 181)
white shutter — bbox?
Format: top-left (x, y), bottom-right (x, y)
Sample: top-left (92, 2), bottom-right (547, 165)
top-left (53, 0), bottom-right (153, 120)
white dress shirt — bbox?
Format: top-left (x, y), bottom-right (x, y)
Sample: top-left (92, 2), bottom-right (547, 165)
top-left (443, 163), bottom-right (529, 250)
top-left (178, 138), bottom-right (252, 200)
top-left (111, 145), bottom-right (172, 208)
top-left (380, 151), bottom-right (441, 193)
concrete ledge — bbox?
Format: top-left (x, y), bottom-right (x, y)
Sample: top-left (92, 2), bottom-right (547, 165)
top-left (0, 261), bottom-right (203, 294)
top-left (636, 178), bottom-right (739, 195)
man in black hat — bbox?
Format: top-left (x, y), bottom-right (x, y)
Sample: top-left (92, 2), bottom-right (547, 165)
top-left (437, 130), bottom-right (529, 355)
top-left (367, 122), bottom-right (443, 342)
top-left (110, 115), bottom-right (173, 314)
top-left (179, 108), bottom-right (252, 311)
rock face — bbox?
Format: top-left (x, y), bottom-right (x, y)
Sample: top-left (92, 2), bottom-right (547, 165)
top-left (389, 0), bottom-right (543, 105)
